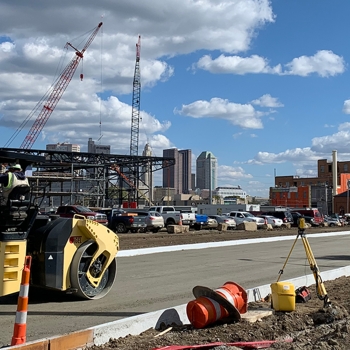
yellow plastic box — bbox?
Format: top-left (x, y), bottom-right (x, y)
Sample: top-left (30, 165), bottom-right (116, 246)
top-left (270, 281), bottom-right (295, 312)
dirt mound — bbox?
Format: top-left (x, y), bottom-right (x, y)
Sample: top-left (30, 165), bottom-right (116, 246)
top-left (88, 227), bottom-right (350, 349)
top-left (87, 276), bottom-right (350, 350)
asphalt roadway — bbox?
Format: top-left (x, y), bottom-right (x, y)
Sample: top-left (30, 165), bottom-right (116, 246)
top-left (0, 232), bottom-right (349, 347)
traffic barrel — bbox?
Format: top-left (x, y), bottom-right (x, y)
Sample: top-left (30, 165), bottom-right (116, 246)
top-left (186, 281), bottom-right (247, 329)
top-left (11, 256), bottom-right (32, 346)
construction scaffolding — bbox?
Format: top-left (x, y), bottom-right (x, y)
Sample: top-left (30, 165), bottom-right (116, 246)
top-left (0, 147), bottom-right (175, 209)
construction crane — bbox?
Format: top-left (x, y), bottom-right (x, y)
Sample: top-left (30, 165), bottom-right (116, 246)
top-left (6, 22), bottom-right (103, 149)
top-left (125, 35), bottom-right (142, 203)
top-left (130, 35), bottom-right (141, 157)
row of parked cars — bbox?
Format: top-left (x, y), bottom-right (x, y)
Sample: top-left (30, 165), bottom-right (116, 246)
top-left (48, 205), bottom-right (345, 234)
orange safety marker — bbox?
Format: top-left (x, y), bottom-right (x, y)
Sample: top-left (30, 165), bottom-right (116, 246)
top-left (11, 256), bottom-right (32, 346)
top-left (187, 281), bottom-right (247, 329)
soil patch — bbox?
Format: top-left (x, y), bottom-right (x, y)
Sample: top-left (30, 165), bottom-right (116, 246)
top-left (87, 226), bottom-right (350, 349)
top-left (87, 276), bottom-right (350, 350)
top-left (118, 225), bottom-right (349, 251)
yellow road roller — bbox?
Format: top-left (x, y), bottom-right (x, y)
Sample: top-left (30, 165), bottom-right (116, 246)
top-left (0, 149), bottom-right (119, 300)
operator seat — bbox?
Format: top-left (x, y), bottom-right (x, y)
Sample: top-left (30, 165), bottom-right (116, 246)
top-left (0, 184), bottom-right (31, 229)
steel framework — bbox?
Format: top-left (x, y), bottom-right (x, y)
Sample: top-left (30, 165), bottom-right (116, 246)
top-left (0, 147), bottom-right (174, 207)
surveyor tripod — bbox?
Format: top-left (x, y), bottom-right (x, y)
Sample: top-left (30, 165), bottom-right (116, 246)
top-left (276, 218), bottom-right (331, 307)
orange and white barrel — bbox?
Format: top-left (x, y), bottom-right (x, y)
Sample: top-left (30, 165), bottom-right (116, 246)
top-left (186, 296), bottom-right (229, 329)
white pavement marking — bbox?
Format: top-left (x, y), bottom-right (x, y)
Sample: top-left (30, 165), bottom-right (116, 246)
top-left (117, 231), bottom-right (350, 257)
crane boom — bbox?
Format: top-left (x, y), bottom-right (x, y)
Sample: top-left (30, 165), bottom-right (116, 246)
top-left (130, 35), bottom-right (141, 157)
top-left (20, 22), bottom-right (103, 149)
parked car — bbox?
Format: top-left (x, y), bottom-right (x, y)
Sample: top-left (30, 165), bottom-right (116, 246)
top-left (56, 205), bottom-right (108, 226)
top-left (208, 215), bottom-right (236, 230)
top-left (323, 216), bottom-right (341, 227)
top-left (94, 207), bottom-right (147, 233)
top-left (144, 211), bottom-right (165, 233)
top-left (257, 215), bottom-right (283, 228)
top-left (291, 209), bottom-right (323, 226)
top-left (290, 212), bottom-right (318, 227)
top-left (226, 211), bottom-right (265, 227)
top-left (260, 211), bottom-right (293, 225)
top-left (329, 213), bottom-right (347, 226)
top-left (203, 217), bottom-right (218, 230)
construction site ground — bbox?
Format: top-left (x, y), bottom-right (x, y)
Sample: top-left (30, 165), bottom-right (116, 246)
top-left (88, 225), bottom-right (350, 350)
top-left (118, 224), bottom-right (349, 250)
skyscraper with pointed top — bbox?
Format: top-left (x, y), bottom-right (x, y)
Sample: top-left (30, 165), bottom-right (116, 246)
top-left (196, 151), bottom-right (217, 190)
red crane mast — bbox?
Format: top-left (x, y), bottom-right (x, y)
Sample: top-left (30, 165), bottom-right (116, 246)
top-left (20, 22), bottom-right (103, 149)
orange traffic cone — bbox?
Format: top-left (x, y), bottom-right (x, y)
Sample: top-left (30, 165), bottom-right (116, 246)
top-left (11, 256), bottom-right (32, 346)
top-left (264, 217), bottom-right (268, 225)
top-left (187, 281), bottom-right (247, 329)
top-left (179, 215), bottom-right (183, 226)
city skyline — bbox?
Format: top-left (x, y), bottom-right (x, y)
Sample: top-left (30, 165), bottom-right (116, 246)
top-left (3, 2), bottom-right (350, 198)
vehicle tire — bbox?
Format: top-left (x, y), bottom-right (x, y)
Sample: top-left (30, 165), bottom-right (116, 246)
top-left (166, 219), bottom-right (175, 227)
top-left (130, 229), bottom-right (138, 233)
top-left (194, 224), bottom-right (202, 231)
top-left (116, 223), bottom-right (127, 233)
top-left (329, 223), bottom-right (335, 227)
top-left (151, 228), bottom-right (159, 233)
top-left (70, 240), bottom-right (117, 300)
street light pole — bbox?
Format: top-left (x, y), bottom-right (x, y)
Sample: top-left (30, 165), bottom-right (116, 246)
top-left (347, 180), bottom-right (350, 214)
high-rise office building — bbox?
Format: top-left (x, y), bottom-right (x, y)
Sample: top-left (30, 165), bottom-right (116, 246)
top-left (88, 138), bottom-right (110, 154)
top-left (196, 151), bottom-right (218, 190)
top-left (162, 148), bottom-right (192, 194)
top-left (179, 149), bottom-right (192, 194)
top-left (46, 142), bottom-right (80, 152)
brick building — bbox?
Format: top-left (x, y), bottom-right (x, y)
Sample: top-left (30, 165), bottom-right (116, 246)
top-left (271, 157), bottom-right (350, 214)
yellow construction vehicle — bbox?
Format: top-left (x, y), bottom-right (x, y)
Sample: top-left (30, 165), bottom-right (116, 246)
top-left (277, 217), bottom-right (331, 307)
top-left (0, 150), bottom-right (119, 300)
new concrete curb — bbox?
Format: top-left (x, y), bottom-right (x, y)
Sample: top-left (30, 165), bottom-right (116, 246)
top-left (7, 264), bottom-right (350, 350)
top-left (6, 231), bottom-right (350, 350)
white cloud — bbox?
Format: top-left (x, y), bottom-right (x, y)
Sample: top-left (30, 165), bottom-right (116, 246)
top-left (251, 94), bottom-right (284, 108)
top-left (195, 50), bottom-right (344, 77)
top-left (342, 100), bottom-right (350, 114)
top-left (0, 41), bottom-right (15, 60)
top-left (311, 130), bottom-right (350, 153)
top-left (195, 54), bottom-right (282, 74)
top-left (247, 148), bottom-right (320, 165)
top-left (175, 97), bottom-right (264, 129)
top-left (233, 132), bottom-right (243, 139)
top-left (218, 165), bottom-right (253, 182)
top-left (284, 50), bottom-right (345, 77)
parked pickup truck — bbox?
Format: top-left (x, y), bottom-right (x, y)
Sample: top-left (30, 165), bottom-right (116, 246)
top-left (179, 210), bottom-right (197, 226)
top-left (148, 206), bottom-right (181, 226)
top-left (193, 213), bottom-right (208, 230)
top-left (94, 208), bottom-right (146, 233)
top-left (56, 205), bottom-right (108, 226)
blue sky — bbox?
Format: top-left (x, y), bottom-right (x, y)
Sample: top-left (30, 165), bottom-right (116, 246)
top-left (1, 1), bottom-right (350, 197)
